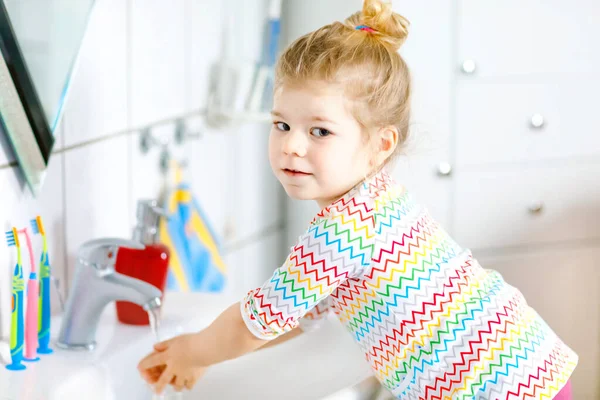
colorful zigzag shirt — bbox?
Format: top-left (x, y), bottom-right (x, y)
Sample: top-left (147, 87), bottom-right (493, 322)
top-left (241, 170), bottom-right (577, 399)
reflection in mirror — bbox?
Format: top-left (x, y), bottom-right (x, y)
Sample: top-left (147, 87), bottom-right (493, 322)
top-left (0, 0), bottom-right (95, 194)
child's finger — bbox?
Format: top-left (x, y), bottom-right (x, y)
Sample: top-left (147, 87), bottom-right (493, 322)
top-left (139, 369), bottom-right (154, 384)
top-left (138, 351), bottom-right (167, 371)
top-left (150, 366), bottom-right (166, 381)
top-left (153, 365), bottom-right (174, 394)
top-left (140, 365), bottom-right (164, 384)
top-left (153, 337), bottom-right (176, 352)
top-left (184, 368), bottom-right (205, 390)
top-left (153, 343), bottom-right (168, 352)
top-left (173, 375), bottom-right (186, 392)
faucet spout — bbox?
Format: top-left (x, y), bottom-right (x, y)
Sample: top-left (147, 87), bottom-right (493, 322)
top-left (57, 238), bottom-right (163, 351)
top-left (104, 271), bottom-right (163, 310)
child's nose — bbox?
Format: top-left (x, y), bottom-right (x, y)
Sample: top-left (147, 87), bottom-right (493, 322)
top-left (282, 130), bottom-right (307, 157)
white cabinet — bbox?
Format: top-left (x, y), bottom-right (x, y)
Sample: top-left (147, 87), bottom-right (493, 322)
top-left (453, 162), bottom-right (600, 250)
top-left (453, 3), bottom-right (600, 397)
top-left (390, 0), bottom-right (454, 228)
top-left (456, 81), bottom-right (600, 165)
top-left (458, 0), bottom-right (600, 77)
top-left (476, 246), bottom-right (600, 400)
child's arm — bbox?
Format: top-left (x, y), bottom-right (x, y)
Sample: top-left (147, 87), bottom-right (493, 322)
top-left (139, 209), bottom-right (372, 393)
top-left (256, 326), bottom-right (304, 350)
top-left (193, 301), bottom-right (268, 361)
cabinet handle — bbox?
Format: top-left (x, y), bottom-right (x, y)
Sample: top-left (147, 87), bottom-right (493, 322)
top-left (461, 59), bottom-right (477, 74)
top-left (528, 201), bottom-right (544, 214)
top-left (437, 162), bottom-right (452, 177)
top-left (530, 114), bottom-right (545, 129)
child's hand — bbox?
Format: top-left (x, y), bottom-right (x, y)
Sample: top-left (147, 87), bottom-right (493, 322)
top-left (137, 333), bottom-right (207, 394)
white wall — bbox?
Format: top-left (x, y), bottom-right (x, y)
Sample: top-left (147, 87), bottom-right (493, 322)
top-left (0, 0), bottom-right (283, 339)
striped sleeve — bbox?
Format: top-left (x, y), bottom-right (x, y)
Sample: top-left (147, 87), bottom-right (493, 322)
top-left (241, 206), bottom-right (375, 340)
top-left (298, 297), bottom-right (332, 332)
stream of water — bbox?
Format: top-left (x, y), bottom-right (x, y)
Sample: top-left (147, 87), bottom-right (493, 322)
top-left (147, 309), bottom-right (183, 400)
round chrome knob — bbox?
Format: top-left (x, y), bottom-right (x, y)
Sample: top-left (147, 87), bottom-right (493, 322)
top-left (530, 113), bottom-right (545, 129)
top-left (528, 201), bottom-right (544, 214)
top-left (437, 162), bottom-right (452, 176)
top-left (461, 59), bottom-right (476, 74)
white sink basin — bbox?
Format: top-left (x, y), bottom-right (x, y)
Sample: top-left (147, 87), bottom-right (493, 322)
top-left (0, 292), bottom-right (372, 399)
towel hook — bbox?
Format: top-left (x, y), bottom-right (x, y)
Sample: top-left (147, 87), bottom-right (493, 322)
top-left (140, 128), bottom-right (170, 154)
top-left (139, 120), bottom-right (198, 176)
top-left (174, 119), bottom-right (202, 146)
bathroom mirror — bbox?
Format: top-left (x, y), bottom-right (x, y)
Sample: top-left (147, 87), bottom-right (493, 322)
top-left (0, 0), bottom-right (95, 195)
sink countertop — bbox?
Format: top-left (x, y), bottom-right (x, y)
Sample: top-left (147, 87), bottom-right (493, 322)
top-left (0, 292), bottom-right (372, 400)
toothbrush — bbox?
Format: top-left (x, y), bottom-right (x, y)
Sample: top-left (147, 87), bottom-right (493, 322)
top-left (31, 216), bottom-right (53, 354)
top-left (5, 228), bottom-right (26, 370)
top-left (18, 227), bottom-right (40, 362)
top-left (247, 0), bottom-right (281, 112)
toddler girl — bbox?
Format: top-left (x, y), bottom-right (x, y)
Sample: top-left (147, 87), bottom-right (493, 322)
top-left (138, 1), bottom-right (577, 398)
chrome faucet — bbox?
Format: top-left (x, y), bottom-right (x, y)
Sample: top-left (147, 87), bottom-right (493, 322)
top-left (57, 238), bottom-right (163, 351)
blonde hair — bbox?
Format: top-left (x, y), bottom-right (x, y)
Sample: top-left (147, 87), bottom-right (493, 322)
top-left (275, 0), bottom-right (412, 164)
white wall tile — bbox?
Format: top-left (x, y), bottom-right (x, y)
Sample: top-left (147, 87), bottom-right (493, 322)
top-left (231, 123), bottom-right (282, 240)
top-left (186, 117), bottom-right (235, 244)
top-left (129, 122), bottom-right (184, 207)
top-left (0, 153), bottom-right (65, 339)
top-left (285, 197), bottom-right (319, 251)
top-left (187, 0), bottom-right (267, 110)
top-left (63, 136), bottom-right (131, 288)
top-left (0, 0), bottom-right (287, 345)
top-left (130, 0), bottom-right (186, 126)
top-left (224, 230), bottom-right (282, 299)
top-left (62, 0), bottom-right (128, 147)
top-left (187, 0), bottom-right (223, 110)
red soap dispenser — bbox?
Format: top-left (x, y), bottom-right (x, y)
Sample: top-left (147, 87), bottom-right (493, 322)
top-left (115, 200), bottom-right (170, 325)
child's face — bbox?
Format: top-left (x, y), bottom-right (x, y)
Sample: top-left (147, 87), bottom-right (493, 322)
top-left (269, 80), bottom-right (373, 208)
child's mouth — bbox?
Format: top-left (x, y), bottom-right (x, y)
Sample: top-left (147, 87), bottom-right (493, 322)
top-left (283, 169), bottom-right (311, 177)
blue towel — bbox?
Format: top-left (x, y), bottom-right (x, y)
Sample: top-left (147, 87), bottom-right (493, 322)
top-left (160, 181), bottom-right (226, 292)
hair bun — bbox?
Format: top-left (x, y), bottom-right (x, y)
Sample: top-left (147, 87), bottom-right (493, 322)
top-left (360, 0), bottom-right (409, 51)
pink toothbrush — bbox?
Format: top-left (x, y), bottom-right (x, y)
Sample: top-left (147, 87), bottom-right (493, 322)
top-left (18, 227), bottom-right (39, 362)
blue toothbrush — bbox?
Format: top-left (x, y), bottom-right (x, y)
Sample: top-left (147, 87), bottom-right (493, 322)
top-left (31, 216), bottom-right (53, 354)
top-left (5, 228), bottom-right (26, 370)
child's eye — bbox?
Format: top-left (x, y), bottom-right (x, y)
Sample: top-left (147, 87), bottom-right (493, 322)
top-left (274, 122), bottom-right (290, 131)
top-left (310, 127), bottom-right (332, 137)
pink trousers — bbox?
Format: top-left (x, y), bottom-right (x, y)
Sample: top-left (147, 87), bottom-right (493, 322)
top-left (553, 380), bottom-right (572, 400)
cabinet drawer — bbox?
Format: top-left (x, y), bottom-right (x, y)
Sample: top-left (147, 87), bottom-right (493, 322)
top-left (393, 153), bottom-right (453, 229)
top-left (456, 81), bottom-right (600, 166)
top-left (475, 246), bottom-right (600, 400)
top-left (452, 163), bottom-right (600, 250)
top-left (458, 0), bottom-right (600, 77)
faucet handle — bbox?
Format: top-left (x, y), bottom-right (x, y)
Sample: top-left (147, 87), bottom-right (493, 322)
top-left (78, 238), bottom-right (145, 270)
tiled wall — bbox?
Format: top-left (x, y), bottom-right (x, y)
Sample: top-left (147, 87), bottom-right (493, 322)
top-left (0, 0), bottom-right (285, 339)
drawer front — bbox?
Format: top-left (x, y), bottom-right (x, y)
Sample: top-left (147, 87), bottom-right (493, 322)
top-left (393, 153), bottom-right (453, 229)
top-left (456, 81), bottom-right (600, 166)
top-left (475, 246), bottom-right (600, 400)
top-left (452, 163), bottom-right (600, 250)
top-left (458, 0), bottom-right (600, 77)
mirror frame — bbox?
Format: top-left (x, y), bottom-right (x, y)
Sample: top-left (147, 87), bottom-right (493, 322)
top-left (0, 1), bottom-right (59, 194)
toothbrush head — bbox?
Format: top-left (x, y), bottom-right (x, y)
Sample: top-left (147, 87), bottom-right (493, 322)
top-left (31, 216), bottom-right (45, 236)
top-left (5, 228), bottom-right (20, 247)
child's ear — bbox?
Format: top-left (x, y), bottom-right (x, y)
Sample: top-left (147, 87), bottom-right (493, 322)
top-left (375, 126), bottom-right (399, 165)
